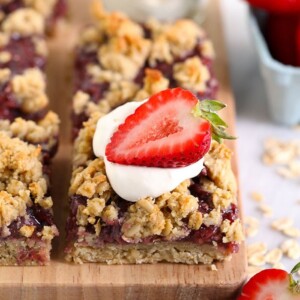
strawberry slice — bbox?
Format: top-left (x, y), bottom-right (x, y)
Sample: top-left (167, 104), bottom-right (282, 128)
top-left (239, 263), bottom-right (300, 299)
top-left (106, 88), bottom-right (234, 168)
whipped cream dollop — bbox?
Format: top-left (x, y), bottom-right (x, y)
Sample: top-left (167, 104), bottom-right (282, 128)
top-left (93, 100), bottom-right (204, 202)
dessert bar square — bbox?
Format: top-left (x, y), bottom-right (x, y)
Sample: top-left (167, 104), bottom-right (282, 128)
top-left (65, 112), bottom-right (243, 264)
top-left (0, 132), bottom-right (58, 265)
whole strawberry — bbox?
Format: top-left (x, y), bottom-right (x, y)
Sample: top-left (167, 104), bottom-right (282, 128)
top-left (105, 88), bottom-right (235, 168)
top-left (239, 263), bottom-right (300, 299)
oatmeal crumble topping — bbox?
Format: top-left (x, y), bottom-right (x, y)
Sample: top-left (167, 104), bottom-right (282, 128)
top-left (0, 133), bottom-right (54, 229)
top-left (0, 68), bottom-right (11, 83)
top-left (11, 68), bottom-right (48, 113)
top-left (19, 225), bottom-right (35, 237)
top-left (0, 111), bottom-right (59, 148)
top-left (0, 51), bottom-right (11, 63)
top-left (2, 8), bottom-right (45, 36)
top-left (135, 69), bottom-right (169, 101)
top-left (23, 0), bottom-right (58, 18)
top-left (204, 141), bottom-right (237, 192)
top-left (173, 57), bottom-right (210, 92)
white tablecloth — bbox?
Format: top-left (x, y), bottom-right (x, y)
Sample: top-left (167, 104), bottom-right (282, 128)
top-left (222, 0), bottom-right (300, 271)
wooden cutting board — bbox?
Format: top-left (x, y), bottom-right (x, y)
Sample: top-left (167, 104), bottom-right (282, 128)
top-left (0, 0), bottom-right (247, 299)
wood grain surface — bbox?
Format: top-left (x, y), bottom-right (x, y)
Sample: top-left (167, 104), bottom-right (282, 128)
top-left (0, 0), bottom-right (247, 299)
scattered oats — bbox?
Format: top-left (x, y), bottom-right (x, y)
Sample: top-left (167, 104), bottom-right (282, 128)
top-left (277, 165), bottom-right (300, 179)
top-left (248, 252), bottom-right (266, 267)
top-left (251, 191), bottom-right (264, 202)
top-left (211, 264), bottom-right (218, 271)
top-left (271, 217), bottom-right (294, 231)
top-left (280, 239), bottom-right (300, 260)
top-left (244, 216), bottom-right (259, 238)
top-left (282, 227), bottom-right (300, 238)
top-left (263, 138), bottom-right (298, 165)
top-left (247, 242), bottom-right (267, 257)
top-left (265, 248), bottom-right (283, 265)
top-left (247, 266), bottom-right (262, 278)
top-left (258, 203), bottom-right (273, 217)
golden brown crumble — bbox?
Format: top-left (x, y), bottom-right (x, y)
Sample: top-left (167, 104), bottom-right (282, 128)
top-left (204, 141), bottom-right (237, 193)
top-left (149, 19), bottom-right (205, 65)
top-left (135, 69), bottom-right (169, 101)
top-left (0, 111), bottom-right (59, 152)
top-left (0, 133), bottom-right (54, 229)
top-left (72, 112), bottom-right (102, 169)
top-left (0, 32), bottom-right (9, 47)
top-left (173, 57), bottom-right (210, 92)
top-left (11, 68), bottom-right (48, 113)
top-left (221, 219), bottom-right (244, 243)
top-left (69, 158), bottom-right (112, 200)
top-left (0, 68), bottom-right (11, 84)
top-left (121, 198), bottom-right (165, 242)
top-left (99, 35), bottom-right (151, 80)
top-left (0, 51), bottom-right (11, 63)
top-left (39, 225), bottom-right (58, 241)
top-left (2, 8), bottom-right (45, 36)
top-left (19, 225), bottom-right (35, 237)
top-left (92, 1), bottom-right (144, 39)
top-left (200, 40), bottom-right (215, 59)
top-left (23, 0), bottom-right (58, 18)
top-left (32, 37), bottom-right (48, 57)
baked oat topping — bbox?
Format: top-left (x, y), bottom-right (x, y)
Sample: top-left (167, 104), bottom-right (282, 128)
top-left (0, 111), bottom-right (59, 148)
top-left (204, 141), bottom-right (237, 193)
top-left (11, 68), bottom-right (48, 113)
top-left (135, 69), bottom-right (169, 101)
top-left (149, 19), bottom-right (205, 65)
top-left (92, 1), bottom-right (144, 39)
top-left (99, 35), bottom-right (151, 80)
top-left (23, 0), bottom-right (58, 18)
top-left (0, 51), bottom-right (11, 63)
top-left (0, 68), bottom-right (11, 83)
top-left (0, 133), bottom-right (54, 229)
top-left (221, 219), bottom-right (244, 243)
top-left (2, 8), bottom-right (45, 36)
top-left (0, 32), bottom-right (9, 47)
top-left (19, 225), bottom-right (35, 237)
top-left (173, 57), bottom-right (210, 92)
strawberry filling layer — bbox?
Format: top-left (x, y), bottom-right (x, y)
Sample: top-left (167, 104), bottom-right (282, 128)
top-left (66, 169), bottom-right (240, 254)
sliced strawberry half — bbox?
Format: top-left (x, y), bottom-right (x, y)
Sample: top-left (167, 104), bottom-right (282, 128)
top-left (105, 88), bottom-right (234, 168)
top-left (239, 263), bottom-right (300, 300)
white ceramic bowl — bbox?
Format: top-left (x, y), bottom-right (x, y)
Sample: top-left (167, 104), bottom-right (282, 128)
top-left (249, 12), bottom-right (300, 125)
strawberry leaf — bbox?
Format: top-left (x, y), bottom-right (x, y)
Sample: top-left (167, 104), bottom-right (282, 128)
top-left (291, 262), bottom-right (300, 275)
top-left (200, 100), bottom-right (226, 112)
top-left (192, 100), bottom-right (237, 143)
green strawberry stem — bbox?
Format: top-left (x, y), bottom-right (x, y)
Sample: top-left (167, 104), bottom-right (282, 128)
top-left (192, 100), bottom-right (237, 143)
top-left (289, 262), bottom-right (300, 294)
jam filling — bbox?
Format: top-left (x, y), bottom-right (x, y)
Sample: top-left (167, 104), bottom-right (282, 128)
top-left (3, 204), bottom-right (55, 240)
top-left (0, 35), bottom-right (46, 73)
top-left (66, 168), bottom-right (239, 253)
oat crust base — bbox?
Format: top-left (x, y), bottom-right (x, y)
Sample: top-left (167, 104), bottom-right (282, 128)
top-left (66, 242), bottom-right (231, 265)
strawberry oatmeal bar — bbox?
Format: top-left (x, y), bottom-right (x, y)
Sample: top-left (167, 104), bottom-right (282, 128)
top-left (0, 2), bottom-right (60, 265)
top-left (66, 88), bottom-right (244, 264)
top-left (71, 3), bottom-right (217, 138)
